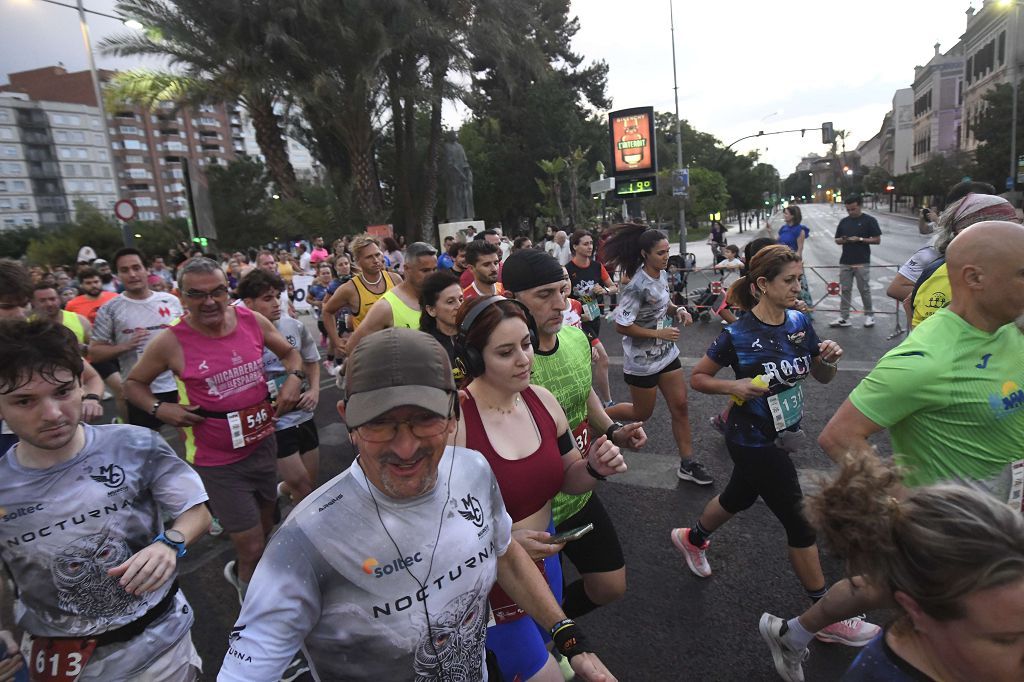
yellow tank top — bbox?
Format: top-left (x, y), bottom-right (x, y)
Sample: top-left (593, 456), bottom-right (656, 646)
top-left (382, 289), bottom-right (421, 329)
top-left (60, 309), bottom-right (86, 345)
top-left (912, 263), bottom-right (950, 329)
top-left (351, 272), bottom-right (396, 328)
top-left (277, 260), bottom-right (294, 283)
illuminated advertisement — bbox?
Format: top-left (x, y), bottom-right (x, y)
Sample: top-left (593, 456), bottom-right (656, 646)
top-left (609, 107), bottom-right (656, 175)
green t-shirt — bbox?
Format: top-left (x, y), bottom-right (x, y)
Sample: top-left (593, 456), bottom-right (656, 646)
top-left (850, 308), bottom-right (1024, 492)
top-left (532, 325), bottom-right (593, 524)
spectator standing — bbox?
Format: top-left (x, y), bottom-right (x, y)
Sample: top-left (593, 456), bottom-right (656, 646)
top-left (830, 196), bottom-right (881, 328)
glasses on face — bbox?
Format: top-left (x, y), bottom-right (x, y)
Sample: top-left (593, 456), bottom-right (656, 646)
top-left (184, 286), bottom-right (229, 301)
top-left (354, 412), bottom-right (451, 443)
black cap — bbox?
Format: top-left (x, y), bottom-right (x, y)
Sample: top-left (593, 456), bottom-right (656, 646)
top-left (501, 249), bottom-right (565, 292)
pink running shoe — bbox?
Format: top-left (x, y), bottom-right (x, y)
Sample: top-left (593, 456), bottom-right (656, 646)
top-left (816, 615), bottom-right (880, 647)
top-left (670, 528), bottom-right (712, 577)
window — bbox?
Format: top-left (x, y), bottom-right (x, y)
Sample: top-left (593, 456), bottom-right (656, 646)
top-left (59, 148), bottom-right (72, 159)
top-left (0, 199), bottom-right (10, 209)
top-left (97, 150), bottom-right (109, 161)
top-left (16, 199), bottom-right (28, 210)
top-left (90, 117), bottom-right (100, 128)
top-left (51, 114), bottom-right (65, 125)
top-left (80, 164), bottom-right (92, 176)
top-left (1, 146), bottom-right (15, 157)
top-left (12, 181), bottom-right (25, 191)
top-left (199, 117), bottom-right (220, 126)
top-left (66, 181), bottom-right (79, 192)
top-left (5, 163), bottom-right (21, 174)
top-left (75, 149), bottom-right (88, 160)
top-left (71, 132), bottom-right (86, 143)
top-left (999, 31), bottom-right (1007, 65)
top-left (119, 126), bottom-right (139, 135)
top-left (0, 181), bottom-right (6, 191)
top-left (21, 218), bottom-right (33, 226)
top-left (0, 128), bottom-right (11, 140)
top-left (126, 168), bottom-right (149, 179)
top-left (122, 140), bottom-right (143, 151)
top-left (0, 111), bottom-right (9, 122)
top-left (68, 115), bottom-right (81, 126)
top-left (55, 131), bottom-right (68, 143)
top-left (3, 219), bottom-right (16, 227)
top-left (125, 155), bottom-right (144, 164)
top-left (103, 181), bottom-right (114, 192)
top-left (64, 164), bottom-right (76, 177)
top-left (93, 134), bottom-right (103, 145)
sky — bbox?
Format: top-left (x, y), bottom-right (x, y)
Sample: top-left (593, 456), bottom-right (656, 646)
top-left (1, 0), bottom-right (977, 176)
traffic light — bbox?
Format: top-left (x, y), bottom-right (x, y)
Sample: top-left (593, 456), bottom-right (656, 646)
top-left (821, 122), bottom-right (835, 144)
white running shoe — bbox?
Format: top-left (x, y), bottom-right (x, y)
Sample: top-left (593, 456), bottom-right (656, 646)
top-left (759, 613), bottom-right (809, 682)
top-left (829, 318), bottom-right (851, 328)
top-left (863, 315), bottom-right (875, 327)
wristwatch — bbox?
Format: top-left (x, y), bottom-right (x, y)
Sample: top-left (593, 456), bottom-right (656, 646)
top-left (287, 369), bottom-right (307, 381)
top-left (153, 529), bottom-right (187, 558)
top-left (82, 393), bottom-right (101, 402)
top-left (604, 421), bottom-right (624, 442)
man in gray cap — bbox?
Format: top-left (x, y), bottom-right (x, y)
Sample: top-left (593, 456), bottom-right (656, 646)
top-left (220, 327), bottom-right (617, 682)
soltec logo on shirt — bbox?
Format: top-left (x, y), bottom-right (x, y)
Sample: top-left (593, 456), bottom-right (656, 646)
top-left (363, 553), bottom-right (423, 578)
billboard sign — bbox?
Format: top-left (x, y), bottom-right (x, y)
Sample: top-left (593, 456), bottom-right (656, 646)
top-left (609, 107), bottom-right (657, 176)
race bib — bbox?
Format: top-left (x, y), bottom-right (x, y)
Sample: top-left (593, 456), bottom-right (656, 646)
top-left (1009, 460), bottom-right (1024, 514)
top-left (29, 637), bottom-right (97, 682)
top-left (654, 317), bottom-right (672, 346)
top-left (227, 400), bottom-right (275, 449)
top-left (580, 298), bottom-right (601, 322)
top-left (767, 384), bottom-right (804, 432)
top-left (572, 420), bottom-right (591, 457)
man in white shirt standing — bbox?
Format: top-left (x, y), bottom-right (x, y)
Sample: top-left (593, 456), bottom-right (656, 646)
top-left (90, 248), bottom-right (183, 430)
top-left (546, 230), bottom-right (572, 266)
top-left (297, 242), bottom-right (313, 275)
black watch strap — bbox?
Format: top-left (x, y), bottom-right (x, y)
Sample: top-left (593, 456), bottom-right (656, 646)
top-left (83, 393), bottom-right (101, 402)
top-left (604, 421), bottom-right (624, 442)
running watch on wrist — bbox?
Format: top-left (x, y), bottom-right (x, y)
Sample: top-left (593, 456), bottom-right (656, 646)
top-left (604, 421), bottom-right (624, 442)
top-left (153, 529), bottom-right (187, 558)
top-left (287, 370), bottom-right (307, 381)
top-left (82, 393), bottom-right (100, 402)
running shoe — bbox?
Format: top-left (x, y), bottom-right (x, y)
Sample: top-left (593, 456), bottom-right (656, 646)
top-left (677, 460), bottom-right (713, 485)
top-left (863, 315), bottom-right (875, 328)
top-left (208, 517), bottom-right (224, 537)
top-left (223, 560), bottom-right (245, 604)
top-left (815, 615), bottom-right (880, 646)
top-left (709, 414), bottom-right (726, 436)
top-left (323, 360), bottom-right (338, 377)
top-left (829, 318), bottom-right (851, 328)
top-left (281, 652), bottom-right (312, 682)
top-left (670, 528), bottom-right (712, 577)
top-left (759, 613), bottom-right (809, 682)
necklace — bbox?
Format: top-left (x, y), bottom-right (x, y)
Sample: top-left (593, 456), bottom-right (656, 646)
top-left (483, 394), bottom-right (521, 415)
top-left (361, 271), bottom-right (384, 287)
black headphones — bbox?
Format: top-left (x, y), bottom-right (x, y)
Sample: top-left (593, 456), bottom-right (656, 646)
top-left (454, 296), bottom-right (539, 379)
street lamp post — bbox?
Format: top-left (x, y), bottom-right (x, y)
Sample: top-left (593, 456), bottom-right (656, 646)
top-left (670, 0), bottom-right (686, 248)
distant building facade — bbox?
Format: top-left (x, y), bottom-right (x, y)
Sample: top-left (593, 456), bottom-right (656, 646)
top-left (911, 42), bottom-right (965, 170)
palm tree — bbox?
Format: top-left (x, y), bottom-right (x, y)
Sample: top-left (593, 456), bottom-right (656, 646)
top-left (101, 0), bottom-right (299, 200)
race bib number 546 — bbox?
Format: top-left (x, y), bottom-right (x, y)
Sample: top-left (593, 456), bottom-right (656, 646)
top-left (227, 401), bottom-right (274, 449)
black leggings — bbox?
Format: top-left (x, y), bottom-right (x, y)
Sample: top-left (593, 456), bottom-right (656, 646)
top-left (718, 441), bottom-right (816, 548)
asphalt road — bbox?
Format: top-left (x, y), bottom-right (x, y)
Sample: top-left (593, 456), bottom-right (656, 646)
top-left (55, 208), bottom-right (930, 681)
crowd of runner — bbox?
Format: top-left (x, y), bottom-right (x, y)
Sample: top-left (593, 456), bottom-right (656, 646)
top-left (0, 189), bottom-right (1022, 682)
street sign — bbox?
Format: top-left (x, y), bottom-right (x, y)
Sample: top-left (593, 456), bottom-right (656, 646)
top-left (113, 199), bottom-right (136, 222)
top-left (672, 187), bottom-right (688, 198)
top-left (590, 177), bottom-right (615, 195)
top-left (674, 168), bottom-right (689, 188)
top-left (1007, 177), bottom-right (1015, 190)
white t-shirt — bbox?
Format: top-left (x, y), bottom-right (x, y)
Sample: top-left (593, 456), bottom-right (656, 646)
top-left (545, 241), bottom-right (572, 266)
top-left (262, 316), bottom-right (320, 431)
top-left (91, 291), bottom-right (183, 394)
top-left (0, 424), bottom-right (208, 679)
top-left (614, 268), bottom-right (680, 376)
top-left (298, 252), bottom-right (312, 275)
top-left (219, 447), bottom-right (513, 682)
top-left (898, 244), bottom-right (940, 283)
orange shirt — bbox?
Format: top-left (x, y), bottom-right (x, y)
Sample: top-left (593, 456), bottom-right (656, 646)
top-left (65, 291), bottom-right (117, 324)
top-left (463, 281), bottom-right (505, 301)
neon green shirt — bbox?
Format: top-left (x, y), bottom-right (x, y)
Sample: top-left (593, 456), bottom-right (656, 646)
top-left (531, 325), bottom-right (594, 525)
top-left (850, 308), bottom-right (1024, 492)
top-left (381, 289), bottom-right (421, 330)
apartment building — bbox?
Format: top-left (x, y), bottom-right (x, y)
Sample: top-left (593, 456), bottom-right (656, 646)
top-left (911, 42), bottom-right (965, 170)
top-left (960, 0), bottom-right (1024, 154)
top-left (0, 92), bottom-right (117, 229)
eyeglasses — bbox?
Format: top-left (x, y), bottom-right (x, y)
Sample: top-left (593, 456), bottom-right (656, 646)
top-left (354, 413), bottom-right (451, 443)
top-left (184, 286), bottom-right (229, 301)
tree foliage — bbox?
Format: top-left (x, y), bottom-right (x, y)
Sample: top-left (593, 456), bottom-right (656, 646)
top-left (972, 83), bottom-right (1024, 189)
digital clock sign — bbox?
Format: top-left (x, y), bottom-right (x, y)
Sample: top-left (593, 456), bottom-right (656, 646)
top-left (614, 175), bottom-right (657, 198)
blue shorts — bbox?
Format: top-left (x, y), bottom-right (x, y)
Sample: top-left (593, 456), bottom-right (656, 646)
top-left (487, 530), bottom-right (563, 681)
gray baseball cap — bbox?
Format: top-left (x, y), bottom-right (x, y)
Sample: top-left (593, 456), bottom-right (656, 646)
top-left (344, 327), bottom-right (456, 428)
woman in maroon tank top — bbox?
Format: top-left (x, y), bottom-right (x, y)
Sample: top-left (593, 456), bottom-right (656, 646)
top-left (453, 296), bottom-right (625, 682)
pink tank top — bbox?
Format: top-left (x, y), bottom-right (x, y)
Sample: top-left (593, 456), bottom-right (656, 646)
top-left (172, 306), bottom-right (271, 466)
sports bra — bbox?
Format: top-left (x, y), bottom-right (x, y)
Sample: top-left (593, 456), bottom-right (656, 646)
top-left (462, 386), bottom-right (564, 522)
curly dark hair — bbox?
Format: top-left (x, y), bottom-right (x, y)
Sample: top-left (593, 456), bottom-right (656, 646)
top-left (0, 319), bottom-right (84, 393)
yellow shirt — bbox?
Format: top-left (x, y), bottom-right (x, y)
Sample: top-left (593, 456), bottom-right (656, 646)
top-left (911, 262), bottom-right (950, 329)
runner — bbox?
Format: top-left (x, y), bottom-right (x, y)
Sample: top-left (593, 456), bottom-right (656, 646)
top-left (31, 282), bottom-right (91, 352)
top-left (340, 242), bottom-right (438, 354)
top-left (418, 270), bottom-right (464, 380)
top-left (565, 229), bottom-right (617, 408)
top-left (0, 319), bottom-right (210, 681)
top-left (502, 249), bottom-right (647, 619)
top-left (309, 262), bottom-right (346, 377)
top-left (254, 250), bottom-right (293, 317)
top-left (759, 221), bottom-right (1024, 682)
top-left (2, 261), bottom-right (104, 434)
top-left (238, 269), bottom-right (322, 505)
top-left (89, 248), bottom-right (184, 430)
top-left (123, 257), bottom-right (304, 605)
top-left (601, 223), bottom-right (713, 485)
top-left (808, 455), bottom-right (1024, 682)
top-left (454, 296), bottom-right (626, 682)
top-left (462, 239), bottom-right (504, 300)
top-left (321, 233), bottom-right (402, 358)
top-left (668, 245), bottom-right (877, 649)
top-left (219, 327), bottom-right (617, 682)
top-left (66, 267), bottom-right (126, 421)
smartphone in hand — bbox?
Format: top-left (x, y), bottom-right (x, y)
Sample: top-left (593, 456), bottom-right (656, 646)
top-left (545, 523), bottom-right (595, 545)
